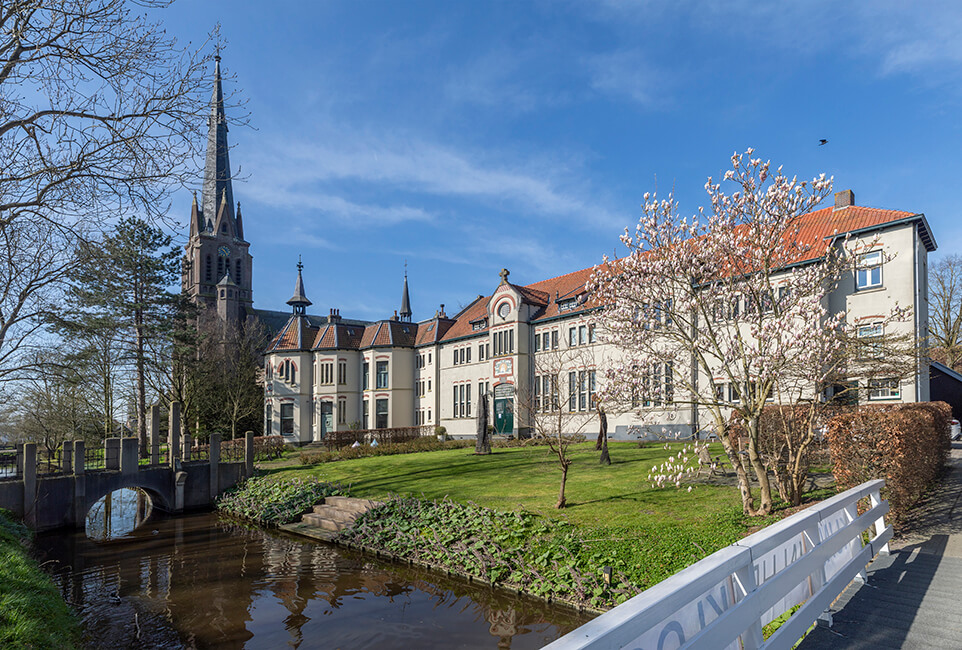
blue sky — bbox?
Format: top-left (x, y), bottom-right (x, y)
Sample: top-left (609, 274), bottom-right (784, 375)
top-left (160, 1), bottom-right (962, 322)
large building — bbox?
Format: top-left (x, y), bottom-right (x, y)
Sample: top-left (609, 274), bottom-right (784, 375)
top-left (263, 191), bottom-right (937, 444)
top-left (184, 61), bottom-right (937, 445)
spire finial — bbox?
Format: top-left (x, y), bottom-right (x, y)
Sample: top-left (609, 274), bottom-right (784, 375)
top-left (297, 254), bottom-right (303, 272)
top-left (499, 268), bottom-right (510, 284)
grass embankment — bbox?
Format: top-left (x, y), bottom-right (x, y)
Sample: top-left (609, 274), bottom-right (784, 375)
top-left (247, 441), bottom-right (826, 608)
top-left (0, 510), bottom-right (80, 649)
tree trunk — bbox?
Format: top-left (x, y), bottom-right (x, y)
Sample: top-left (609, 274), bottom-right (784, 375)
top-left (135, 303), bottom-right (147, 456)
top-left (746, 419), bottom-right (773, 515)
top-left (599, 436), bottom-right (611, 465)
top-left (556, 464), bottom-right (568, 509)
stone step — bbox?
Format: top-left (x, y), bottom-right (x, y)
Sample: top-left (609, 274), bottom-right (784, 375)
top-left (324, 496), bottom-right (379, 513)
top-left (300, 512), bottom-right (349, 532)
top-left (311, 505), bottom-right (361, 522)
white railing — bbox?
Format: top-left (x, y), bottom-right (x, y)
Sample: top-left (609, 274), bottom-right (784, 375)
top-left (544, 479), bottom-right (891, 650)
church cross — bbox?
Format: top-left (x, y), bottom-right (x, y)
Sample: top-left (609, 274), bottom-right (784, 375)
top-left (499, 268), bottom-right (510, 283)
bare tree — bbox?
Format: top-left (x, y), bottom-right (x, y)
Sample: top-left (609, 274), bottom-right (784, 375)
top-left (194, 314), bottom-right (268, 439)
top-left (521, 345), bottom-right (601, 508)
top-left (930, 254), bottom-right (962, 371)
top-left (0, 0), bottom-right (225, 380)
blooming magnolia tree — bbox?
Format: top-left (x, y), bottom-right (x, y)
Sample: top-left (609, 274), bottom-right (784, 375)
top-left (589, 149), bottom-right (909, 516)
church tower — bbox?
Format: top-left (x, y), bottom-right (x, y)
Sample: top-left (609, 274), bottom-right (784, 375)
top-left (182, 55), bottom-right (253, 323)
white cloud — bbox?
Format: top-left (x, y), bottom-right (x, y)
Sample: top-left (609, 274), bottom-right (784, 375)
top-left (244, 128), bottom-right (621, 229)
top-left (586, 49), bottom-right (663, 107)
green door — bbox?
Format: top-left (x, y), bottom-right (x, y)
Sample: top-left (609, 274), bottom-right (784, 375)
top-left (494, 397), bottom-right (513, 434)
top-left (320, 402), bottom-right (333, 439)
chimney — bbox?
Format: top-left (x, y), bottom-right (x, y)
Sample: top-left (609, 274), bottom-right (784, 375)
top-left (439, 304), bottom-right (446, 318)
top-left (328, 308), bottom-right (341, 323)
top-left (834, 190), bottom-right (855, 211)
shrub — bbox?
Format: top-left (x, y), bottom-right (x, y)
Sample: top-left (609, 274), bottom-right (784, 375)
top-left (827, 402), bottom-right (951, 527)
top-left (300, 437), bottom-right (474, 464)
top-left (217, 476), bottom-right (346, 526)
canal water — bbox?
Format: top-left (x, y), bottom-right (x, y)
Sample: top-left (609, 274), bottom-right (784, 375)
top-left (34, 499), bottom-right (591, 649)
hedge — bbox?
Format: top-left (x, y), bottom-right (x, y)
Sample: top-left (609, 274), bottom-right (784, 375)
top-left (827, 402), bottom-right (951, 528)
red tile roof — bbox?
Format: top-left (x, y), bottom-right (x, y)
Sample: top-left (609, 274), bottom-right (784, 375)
top-left (267, 316), bottom-right (319, 352)
top-left (429, 204), bottom-right (928, 344)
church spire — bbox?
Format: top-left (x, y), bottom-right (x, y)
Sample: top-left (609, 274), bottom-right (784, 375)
top-left (202, 54), bottom-right (234, 230)
top-left (399, 262), bottom-right (412, 322)
top-left (287, 258), bottom-right (312, 315)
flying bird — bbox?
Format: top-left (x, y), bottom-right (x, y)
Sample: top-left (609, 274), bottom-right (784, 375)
top-left (819, 139), bottom-right (828, 146)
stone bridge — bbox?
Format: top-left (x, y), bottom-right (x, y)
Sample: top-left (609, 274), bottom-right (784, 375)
top-left (0, 403), bottom-right (254, 532)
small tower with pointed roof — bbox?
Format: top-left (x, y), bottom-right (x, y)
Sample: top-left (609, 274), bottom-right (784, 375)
top-left (182, 53), bottom-right (254, 324)
top-left (399, 263), bottom-right (412, 322)
top-left (288, 259), bottom-right (312, 316)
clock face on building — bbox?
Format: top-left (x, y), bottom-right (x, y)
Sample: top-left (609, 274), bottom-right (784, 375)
top-left (497, 302), bottom-right (510, 319)
top-left (218, 245), bottom-right (230, 258)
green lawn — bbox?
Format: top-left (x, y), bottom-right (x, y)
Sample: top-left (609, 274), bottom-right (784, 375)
top-left (0, 511), bottom-right (80, 649)
top-left (262, 441), bottom-right (743, 529)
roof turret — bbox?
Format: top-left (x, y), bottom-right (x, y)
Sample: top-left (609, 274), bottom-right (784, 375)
top-left (287, 259), bottom-right (312, 314)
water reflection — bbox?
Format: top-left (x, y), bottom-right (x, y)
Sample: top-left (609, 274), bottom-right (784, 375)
top-left (35, 512), bottom-right (591, 649)
top-left (86, 488), bottom-right (153, 541)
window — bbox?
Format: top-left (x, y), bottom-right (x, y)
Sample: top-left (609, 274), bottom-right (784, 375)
top-left (338, 360), bottom-right (347, 385)
top-left (235, 259), bottom-right (242, 284)
top-left (542, 332), bottom-right (550, 350)
top-left (217, 256), bottom-right (224, 279)
top-left (534, 335), bottom-right (541, 352)
top-left (729, 383), bottom-right (741, 403)
top-left (569, 327), bottom-right (577, 346)
top-left (362, 399), bottom-right (369, 428)
top-left (857, 323), bottom-right (884, 359)
top-left (588, 324), bottom-right (597, 343)
top-left (453, 384), bottom-right (471, 418)
top-left (280, 403), bottom-right (294, 435)
top-left (337, 397), bottom-right (346, 424)
top-left (867, 378), bottom-right (900, 400)
top-left (568, 372), bottom-right (577, 411)
top-left (551, 330), bottom-right (558, 349)
top-left (428, 353), bottom-right (431, 364)
top-left (266, 404), bottom-right (272, 433)
top-left (664, 362), bottom-right (673, 405)
top-left (205, 255), bottom-right (212, 282)
top-left (579, 371), bottom-right (587, 410)
top-left (714, 383), bottom-right (725, 403)
top-left (467, 347), bottom-right (472, 363)
top-left (479, 343), bottom-right (486, 361)
top-left (375, 398), bottom-right (389, 428)
top-left (558, 298), bottom-right (578, 312)
top-left (376, 361), bottom-right (389, 389)
top-left (427, 378), bottom-right (431, 391)
top-left (362, 362), bottom-right (369, 390)
top-left (319, 361), bottom-right (334, 385)
top-left (453, 386), bottom-right (458, 418)
top-left (857, 251), bottom-right (883, 289)
top-left (454, 349), bottom-right (459, 365)
top-left (579, 325), bottom-right (588, 345)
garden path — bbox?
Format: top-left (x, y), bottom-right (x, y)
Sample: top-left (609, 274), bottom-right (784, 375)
top-left (796, 441), bottom-right (962, 649)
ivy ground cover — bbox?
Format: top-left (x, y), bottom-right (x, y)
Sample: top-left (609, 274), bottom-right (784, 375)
top-left (262, 442), bottom-right (788, 603)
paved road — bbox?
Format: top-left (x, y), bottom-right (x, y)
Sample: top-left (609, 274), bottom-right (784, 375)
top-left (797, 441), bottom-right (962, 649)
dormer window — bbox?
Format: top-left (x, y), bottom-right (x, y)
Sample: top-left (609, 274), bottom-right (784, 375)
top-left (471, 318), bottom-right (488, 331)
top-left (558, 298), bottom-right (578, 312)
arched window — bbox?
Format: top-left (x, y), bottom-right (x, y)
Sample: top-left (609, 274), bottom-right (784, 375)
top-left (217, 256), bottom-right (224, 279)
top-left (205, 255), bottom-right (212, 282)
top-left (221, 222), bottom-right (228, 234)
top-left (235, 259), bottom-right (242, 284)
